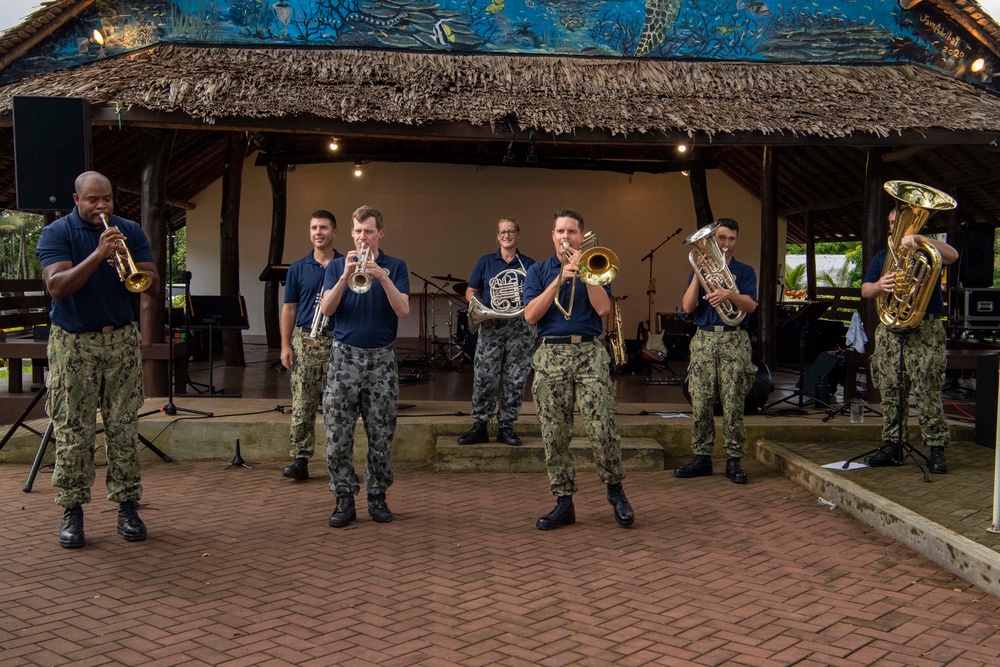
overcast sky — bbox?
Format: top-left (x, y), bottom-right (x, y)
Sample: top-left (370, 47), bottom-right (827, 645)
top-left (2, 0), bottom-right (1000, 42)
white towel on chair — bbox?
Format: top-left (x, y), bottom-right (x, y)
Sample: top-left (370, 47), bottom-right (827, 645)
top-left (846, 311), bottom-right (868, 354)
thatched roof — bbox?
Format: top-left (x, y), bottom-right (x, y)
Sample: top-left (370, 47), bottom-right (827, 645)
top-left (1, 45), bottom-right (1000, 141)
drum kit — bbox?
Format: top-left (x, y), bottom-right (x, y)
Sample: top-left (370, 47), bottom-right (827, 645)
top-left (413, 272), bottom-right (476, 368)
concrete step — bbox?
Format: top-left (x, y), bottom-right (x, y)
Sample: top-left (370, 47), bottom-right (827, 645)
top-left (436, 436), bottom-right (664, 473)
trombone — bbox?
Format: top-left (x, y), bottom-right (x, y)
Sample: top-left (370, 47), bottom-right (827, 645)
top-left (348, 243), bottom-right (373, 294)
top-left (100, 213), bottom-right (152, 293)
top-left (554, 230), bottom-right (618, 319)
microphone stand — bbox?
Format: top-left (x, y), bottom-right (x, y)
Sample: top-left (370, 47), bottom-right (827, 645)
top-left (640, 227), bottom-right (683, 333)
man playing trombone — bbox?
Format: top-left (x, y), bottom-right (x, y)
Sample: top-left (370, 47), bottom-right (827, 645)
top-left (36, 171), bottom-right (160, 548)
top-left (280, 210), bottom-right (342, 481)
top-left (457, 218), bottom-right (536, 447)
top-left (523, 208), bottom-right (634, 530)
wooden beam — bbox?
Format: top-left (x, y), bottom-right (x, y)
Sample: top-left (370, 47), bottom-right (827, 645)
top-left (263, 162), bottom-right (287, 350)
top-left (805, 213), bottom-right (817, 302)
top-left (882, 145), bottom-right (934, 163)
top-left (688, 167), bottom-right (714, 227)
top-left (116, 183), bottom-right (195, 210)
top-left (860, 147), bottom-right (887, 402)
top-left (220, 131), bottom-right (248, 368)
top-left (781, 195), bottom-right (863, 217)
top-left (759, 146), bottom-right (779, 372)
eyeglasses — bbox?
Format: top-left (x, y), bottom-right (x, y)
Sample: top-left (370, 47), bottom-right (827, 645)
top-left (497, 230), bottom-right (518, 237)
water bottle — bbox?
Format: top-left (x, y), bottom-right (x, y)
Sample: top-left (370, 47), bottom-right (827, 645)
top-left (851, 398), bottom-right (864, 424)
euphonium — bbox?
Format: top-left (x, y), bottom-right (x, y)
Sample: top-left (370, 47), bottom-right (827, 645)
top-left (683, 222), bottom-right (745, 327)
top-left (100, 213), bottom-right (152, 293)
top-left (877, 180), bottom-right (956, 331)
top-left (467, 267), bottom-right (526, 331)
top-left (606, 296), bottom-right (627, 370)
top-left (348, 243), bottom-right (372, 294)
top-left (303, 290), bottom-right (328, 347)
top-left (554, 230), bottom-right (619, 319)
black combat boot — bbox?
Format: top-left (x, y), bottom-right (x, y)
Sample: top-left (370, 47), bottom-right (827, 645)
top-left (673, 455), bottom-right (713, 478)
top-left (725, 457), bottom-right (748, 484)
top-left (282, 457), bottom-right (309, 480)
top-left (865, 442), bottom-right (904, 467)
top-left (497, 426), bottom-right (522, 446)
top-left (117, 500), bottom-right (147, 542)
top-left (606, 483), bottom-right (635, 527)
top-left (536, 496), bottom-right (576, 530)
top-left (59, 504), bottom-right (85, 549)
top-left (328, 494), bottom-right (356, 528)
top-left (367, 492), bottom-right (394, 523)
top-left (929, 446), bottom-right (948, 474)
top-left (458, 422), bottom-right (489, 445)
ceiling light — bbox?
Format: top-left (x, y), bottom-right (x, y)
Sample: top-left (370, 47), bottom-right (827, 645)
top-left (328, 138), bottom-right (339, 151)
top-left (90, 29), bottom-right (105, 46)
top-left (971, 57), bottom-right (986, 73)
top-left (677, 144), bottom-right (688, 154)
top-left (353, 162), bottom-right (363, 177)
top-left (681, 170), bottom-right (690, 176)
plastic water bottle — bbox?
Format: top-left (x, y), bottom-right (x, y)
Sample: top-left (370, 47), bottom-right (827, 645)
top-left (851, 398), bottom-right (864, 424)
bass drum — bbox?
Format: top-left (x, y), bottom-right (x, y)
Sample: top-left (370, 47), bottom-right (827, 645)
top-left (682, 358), bottom-right (773, 415)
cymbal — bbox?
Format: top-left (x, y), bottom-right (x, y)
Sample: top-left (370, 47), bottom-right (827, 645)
top-left (432, 274), bottom-right (465, 283)
top-left (453, 282), bottom-right (469, 296)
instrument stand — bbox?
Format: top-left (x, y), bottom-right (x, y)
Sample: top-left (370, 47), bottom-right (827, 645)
top-left (765, 301), bottom-right (833, 413)
top-left (423, 276), bottom-right (464, 369)
top-left (183, 295), bottom-right (250, 398)
top-left (842, 330), bottom-right (931, 481)
top-left (640, 227), bottom-right (682, 333)
top-left (0, 384), bottom-right (48, 454)
top-left (224, 437), bottom-right (251, 470)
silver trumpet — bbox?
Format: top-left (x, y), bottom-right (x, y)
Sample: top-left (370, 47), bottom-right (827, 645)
top-left (348, 242), bottom-right (373, 294)
top-left (303, 290), bottom-right (329, 347)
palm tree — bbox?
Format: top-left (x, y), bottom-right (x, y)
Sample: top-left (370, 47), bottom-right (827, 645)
top-left (0, 211), bottom-right (43, 279)
top-left (784, 263), bottom-right (806, 290)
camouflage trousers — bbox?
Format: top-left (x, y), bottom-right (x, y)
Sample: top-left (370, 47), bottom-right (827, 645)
top-left (322, 341), bottom-right (398, 496)
top-left (871, 319), bottom-right (948, 448)
top-left (471, 318), bottom-right (534, 427)
top-left (686, 330), bottom-right (755, 458)
top-left (46, 323), bottom-right (144, 508)
top-left (531, 340), bottom-right (623, 496)
top-left (288, 327), bottom-right (333, 459)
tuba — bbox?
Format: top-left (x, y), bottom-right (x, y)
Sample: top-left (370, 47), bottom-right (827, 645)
top-left (877, 180), bottom-right (956, 331)
top-left (554, 230), bottom-right (619, 319)
top-left (467, 267), bottom-right (526, 331)
top-left (684, 222), bottom-right (745, 327)
top-left (606, 296), bottom-right (627, 370)
top-left (348, 243), bottom-right (372, 294)
top-left (100, 214), bottom-right (152, 293)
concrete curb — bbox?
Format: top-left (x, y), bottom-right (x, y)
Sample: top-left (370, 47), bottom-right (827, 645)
top-left (756, 438), bottom-right (1000, 598)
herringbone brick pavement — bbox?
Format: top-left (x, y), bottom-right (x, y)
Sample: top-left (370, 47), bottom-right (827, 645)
top-left (3, 460), bottom-right (1000, 666)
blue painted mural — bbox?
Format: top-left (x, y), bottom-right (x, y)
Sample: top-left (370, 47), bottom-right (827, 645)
top-left (1, 0), bottom-right (995, 91)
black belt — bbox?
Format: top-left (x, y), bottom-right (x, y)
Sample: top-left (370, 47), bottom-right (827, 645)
top-left (92, 323), bottom-right (130, 334)
top-left (298, 327), bottom-right (332, 338)
top-left (541, 335), bottom-right (595, 345)
top-left (698, 325), bottom-right (740, 332)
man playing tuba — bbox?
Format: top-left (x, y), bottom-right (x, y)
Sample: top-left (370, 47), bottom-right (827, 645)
top-left (675, 218), bottom-right (758, 485)
top-left (458, 218), bottom-right (536, 447)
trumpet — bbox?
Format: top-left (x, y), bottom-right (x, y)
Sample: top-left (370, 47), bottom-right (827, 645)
top-left (303, 290), bottom-right (329, 347)
top-left (554, 231), bottom-right (619, 320)
top-left (348, 243), bottom-right (372, 294)
top-left (100, 213), bottom-right (152, 293)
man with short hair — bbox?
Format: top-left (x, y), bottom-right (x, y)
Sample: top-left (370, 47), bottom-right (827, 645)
top-left (320, 206), bottom-right (409, 527)
top-left (36, 171), bottom-right (160, 548)
top-left (280, 210), bottom-right (342, 481)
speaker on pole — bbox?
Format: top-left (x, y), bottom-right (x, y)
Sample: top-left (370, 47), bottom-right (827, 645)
top-left (13, 97), bottom-right (92, 211)
top-left (959, 223), bottom-right (996, 289)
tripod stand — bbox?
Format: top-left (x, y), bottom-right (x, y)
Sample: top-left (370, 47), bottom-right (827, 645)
top-left (765, 301), bottom-right (835, 412)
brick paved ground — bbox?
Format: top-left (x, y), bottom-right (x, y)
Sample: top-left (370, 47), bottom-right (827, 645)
top-left (4, 460), bottom-right (1000, 666)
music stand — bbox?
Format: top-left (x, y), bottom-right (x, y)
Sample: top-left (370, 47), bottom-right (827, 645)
top-left (258, 264), bottom-right (289, 370)
top-left (765, 300), bottom-right (834, 411)
top-left (184, 294), bottom-right (250, 398)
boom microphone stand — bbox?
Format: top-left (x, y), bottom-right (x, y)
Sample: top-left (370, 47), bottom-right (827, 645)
top-left (640, 227), bottom-right (682, 332)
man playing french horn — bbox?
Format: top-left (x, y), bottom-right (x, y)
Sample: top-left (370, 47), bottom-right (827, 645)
top-left (675, 218), bottom-right (758, 485)
top-left (457, 218), bottom-right (536, 447)
top-left (280, 210), bottom-right (342, 481)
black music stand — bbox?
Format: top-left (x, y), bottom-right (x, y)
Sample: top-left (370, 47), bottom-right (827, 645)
top-left (184, 295), bottom-right (250, 398)
top-left (765, 300), bottom-right (833, 411)
top-left (258, 264), bottom-right (289, 370)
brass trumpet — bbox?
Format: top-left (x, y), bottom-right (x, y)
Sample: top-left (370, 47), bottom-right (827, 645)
top-left (100, 214), bottom-right (152, 293)
top-left (348, 243), bottom-right (372, 294)
top-left (554, 231), bottom-right (618, 320)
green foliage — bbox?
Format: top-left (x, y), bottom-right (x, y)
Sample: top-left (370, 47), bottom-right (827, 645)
top-left (169, 227), bottom-right (187, 282)
top-left (785, 241), bottom-right (863, 289)
top-left (0, 211), bottom-right (44, 279)
top-left (784, 263), bottom-right (806, 290)
top-left (786, 241), bottom-right (859, 255)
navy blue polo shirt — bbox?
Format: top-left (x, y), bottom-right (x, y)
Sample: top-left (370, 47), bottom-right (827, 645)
top-left (468, 250), bottom-right (536, 309)
top-left (864, 249), bottom-right (944, 315)
top-left (284, 249), bottom-right (343, 330)
top-left (324, 249), bottom-right (409, 348)
top-left (523, 254), bottom-right (610, 337)
top-left (36, 208), bottom-right (153, 333)
top-left (689, 257), bottom-right (758, 329)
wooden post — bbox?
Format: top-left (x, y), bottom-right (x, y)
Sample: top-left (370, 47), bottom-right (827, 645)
top-left (264, 161), bottom-right (288, 350)
top-left (805, 212), bottom-right (817, 301)
top-left (861, 147), bottom-right (888, 402)
top-left (688, 166), bottom-right (714, 228)
top-left (758, 146), bottom-right (779, 371)
top-left (220, 131), bottom-right (248, 367)
top-left (139, 128), bottom-right (176, 396)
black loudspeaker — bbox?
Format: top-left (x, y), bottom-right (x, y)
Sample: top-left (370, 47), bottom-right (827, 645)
top-left (13, 97), bottom-right (92, 211)
top-left (802, 351), bottom-right (842, 397)
top-left (960, 223), bottom-right (995, 289)
top-left (976, 353), bottom-right (999, 448)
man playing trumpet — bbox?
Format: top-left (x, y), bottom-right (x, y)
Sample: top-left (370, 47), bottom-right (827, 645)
top-left (280, 210), bottom-right (342, 481)
top-left (523, 208), bottom-right (633, 530)
top-left (458, 218), bottom-right (536, 447)
top-left (675, 218), bottom-right (758, 485)
top-left (36, 171), bottom-right (159, 548)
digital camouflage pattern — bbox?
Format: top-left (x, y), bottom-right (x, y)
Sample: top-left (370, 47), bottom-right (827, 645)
top-left (323, 342), bottom-right (398, 496)
top-left (871, 319), bottom-right (949, 448)
top-left (47, 324), bottom-right (144, 508)
top-left (471, 318), bottom-right (534, 427)
top-left (531, 341), bottom-right (623, 496)
top-left (686, 330), bottom-right (755, 458)
top-left (288, 328), bottom-right (333, 459)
